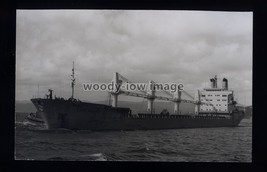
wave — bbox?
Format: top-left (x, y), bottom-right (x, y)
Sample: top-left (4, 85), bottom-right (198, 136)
top-left (79, 153), bottom-right (107, 161)
top-left (33, 128), bottom-right (77, 134)
top-left (46, 156), bottom-right (67, 161)
top-left (124, 147), bottom-right (151, 154)
top-left (16, 121), bottom-right (37, 126)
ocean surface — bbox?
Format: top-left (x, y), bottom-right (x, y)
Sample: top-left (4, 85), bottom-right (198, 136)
top-left (15, 113), bottom-right (252, 162)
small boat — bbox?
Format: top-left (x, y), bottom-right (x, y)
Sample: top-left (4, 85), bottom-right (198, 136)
top-left (26, 112), bottom-right (44, 124)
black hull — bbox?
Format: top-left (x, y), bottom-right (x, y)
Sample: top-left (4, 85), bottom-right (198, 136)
top-left (31, 98), bottom-right (245, 131)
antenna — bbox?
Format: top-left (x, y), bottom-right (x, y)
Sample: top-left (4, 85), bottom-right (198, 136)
top-left (71, 61), bottom-right (75, 99)
top-left (38, 84), bottom-right (39, 98)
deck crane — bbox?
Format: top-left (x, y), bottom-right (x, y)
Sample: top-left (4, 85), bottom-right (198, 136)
top-left (109, 72), bottom-right (217, 115)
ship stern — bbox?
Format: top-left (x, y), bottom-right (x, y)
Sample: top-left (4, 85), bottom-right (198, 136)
top-left (232, 110), bottom-right (245, 126)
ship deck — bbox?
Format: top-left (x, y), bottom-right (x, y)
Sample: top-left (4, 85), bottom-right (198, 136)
top-left (126, 113), bottom-right (232, 119)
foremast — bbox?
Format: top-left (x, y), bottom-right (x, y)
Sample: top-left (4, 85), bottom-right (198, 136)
top-left (71, 61), bottom-right (75, 99)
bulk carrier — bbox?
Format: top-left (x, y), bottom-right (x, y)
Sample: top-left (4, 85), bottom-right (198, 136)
top-left (30, 62), bottom-right (245, 130)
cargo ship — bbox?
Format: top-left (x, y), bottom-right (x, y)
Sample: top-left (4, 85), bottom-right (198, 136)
top-left (30, 63), bottom-right (245, 130)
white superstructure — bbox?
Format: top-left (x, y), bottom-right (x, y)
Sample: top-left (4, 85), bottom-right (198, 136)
top-left (198, 76), bottom-right (235, 114)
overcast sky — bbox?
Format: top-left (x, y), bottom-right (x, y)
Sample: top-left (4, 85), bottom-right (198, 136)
top-left (16, 10), bottom-right (252, 105)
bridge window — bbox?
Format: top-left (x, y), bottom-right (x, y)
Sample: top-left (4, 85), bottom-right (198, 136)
top-left (222, 95), bottom-right (227, 97)
top-left (201, 95), bottom-right (205, 97)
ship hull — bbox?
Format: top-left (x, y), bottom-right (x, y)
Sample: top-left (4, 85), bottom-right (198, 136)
top-left (31, 98), bottom-right (245, 130)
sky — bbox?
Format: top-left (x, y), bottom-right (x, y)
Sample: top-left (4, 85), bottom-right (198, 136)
top-left (16, 10), bottom-right (252, 105)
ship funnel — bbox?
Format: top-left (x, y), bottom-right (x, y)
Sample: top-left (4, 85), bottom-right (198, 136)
top-left (210, 78), bottom-right (215, 88)
top-left (222, 78), bottom-right (228, 90)
top-left (210, 75), bottom-right (218, 88)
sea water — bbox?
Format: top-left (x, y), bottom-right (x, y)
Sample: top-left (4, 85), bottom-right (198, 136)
top-left (15, 113), bottom-right (252, 162)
